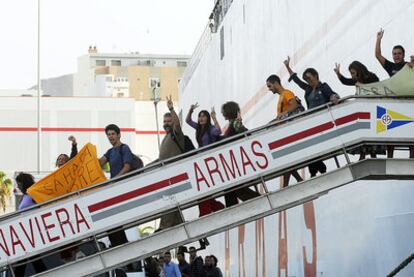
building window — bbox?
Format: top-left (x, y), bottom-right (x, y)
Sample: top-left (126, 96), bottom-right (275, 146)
top-left (149, 78), bottom-right (160, 88)
top-left (177, 61), bottom-right (187, 67)
top-left (220, 26), bottom-right (225, 60)
top-left (96, 60), bottom-right (106, 66)
top-left (111, 60), bottom-right (121, 66)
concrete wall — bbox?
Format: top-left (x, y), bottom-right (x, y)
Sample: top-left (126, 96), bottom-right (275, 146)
top-left (0, 96), bottom-right (136, 172)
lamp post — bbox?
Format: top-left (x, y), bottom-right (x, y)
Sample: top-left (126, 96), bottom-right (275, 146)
top-left (151, 87), bottom-right (161, 150)
top-left (37, 0), bottom-right (42, 173)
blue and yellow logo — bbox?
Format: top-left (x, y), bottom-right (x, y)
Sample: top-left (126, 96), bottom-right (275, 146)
top-left (377, 106), bottom-right (414, 133)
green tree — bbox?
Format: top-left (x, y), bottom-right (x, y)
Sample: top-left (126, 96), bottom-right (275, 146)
top-left (0, 171), bottom-right (12, 212)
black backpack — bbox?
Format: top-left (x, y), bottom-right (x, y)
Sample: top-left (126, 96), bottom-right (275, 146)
top-left (183, 135), bottom-right (196, 152)
top-left (171, 130), bottom-right (196, 153)
top-left (120, 144), bottom-right (144, 171)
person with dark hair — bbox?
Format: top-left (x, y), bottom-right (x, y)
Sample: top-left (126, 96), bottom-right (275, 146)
top-left (164, 251), bottom-right (182, 277)
top-left (205, 255), bottom-right (223, 277)
top-left (157, 95), bottom-right (185, 231)
top-left (334, 61), bottom-right (379, 86)
top-left (375, 28), bottom-right (407, 77)
top-left (99, 124), bottom-right (133, 178)
top-left (144, 256), bottom-right (162, 277)
top-left (334, 61), bottom-right (386, 160)
top-left (266, 74), bottom-right (304, 187)
top-left (177, 252), bottom-right (190, 277)
top-left (221, 101), bottom-right (248, 138)
top-left (189, 247), bottom-right (205, 277)
top-left (375, 29), bottom-right (414, 159)
top-left (186, 103), bottom-right (225, 216)
top-left (186, 103), bottom-right (221, 148)
top-left (55, 135), bottom-right (78, 168)
top-left (266, 74), bottom-right (304, 120)
top-left (284, 56), bottom-right (339, 109)
top-left (283, 56), bottom-right (339, 178)
top-left (99, 124), bottom-right (134, 272)
top-left (13, 173), bottom-right (48, 276)
top-left (221, 101), bottom-right (261, 207)
top-left (210, 255), bottom-right (223, 277)
top-left (15, 173), bottom-right (37, 210)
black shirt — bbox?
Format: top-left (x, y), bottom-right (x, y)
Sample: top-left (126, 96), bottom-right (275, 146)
top-left (338, 72), bottom-right (379, 86)
top-left (190, 256), bottom-right (205, 277)
top-left (383, 59), bottom-right (407, 77)
top-left (179, 261), bottom-right (190, 277)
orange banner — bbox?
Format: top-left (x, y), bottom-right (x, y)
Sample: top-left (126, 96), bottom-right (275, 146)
top-left (28, 143), bottom-right (106, 203)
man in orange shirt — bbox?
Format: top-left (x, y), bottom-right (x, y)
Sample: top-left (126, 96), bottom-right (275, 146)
top-left (266, 74), bottom-right (304, 187)
top-left (266, 74), bottom-right (303, 120)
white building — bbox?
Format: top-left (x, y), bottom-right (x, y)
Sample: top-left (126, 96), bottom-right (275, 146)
top-left (0, 94), bottom-right (172, 173)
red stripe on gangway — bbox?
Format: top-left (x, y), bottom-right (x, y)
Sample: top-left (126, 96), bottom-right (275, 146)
top-left (268, 112), bottom-right (370, 150)
top-left (0, 127), bottom-right (166, 135)
top-left (334, 112), bottom-right (370, 126)
top-left (88, 173), bottom-right (189, 213)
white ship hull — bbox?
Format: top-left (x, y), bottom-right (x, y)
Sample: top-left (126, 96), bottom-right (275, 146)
top-left (179, 0), bottom-right (414, 276)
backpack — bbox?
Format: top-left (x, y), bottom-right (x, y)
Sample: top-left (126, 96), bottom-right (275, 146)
top-left (225, 120), bottom-right (248, 138)
top-left (294, 96), bottom-right (306, 112)
top-left (183, 135), bottom-right (196, 152)
top-left (120, 144), bottom-right (144, 171)
top-left (172, 134), bottom-right (196, 153)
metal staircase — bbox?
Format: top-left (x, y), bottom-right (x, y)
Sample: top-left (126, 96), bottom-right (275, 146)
top-left (0, 96), bottom-right (412, 276)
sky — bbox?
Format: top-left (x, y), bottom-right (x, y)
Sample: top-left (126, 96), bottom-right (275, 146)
top-left (0, 0), bottom-right (214, 89)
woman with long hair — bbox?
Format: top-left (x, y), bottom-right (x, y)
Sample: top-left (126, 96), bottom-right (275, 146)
top-left (186, 103), bottom-right (222, 148)
top-left (334, 61), bottom-right (386, 160)
top-left (334, 60), bottom-right (379, 86)
top-left (186, 103), bottom-right (224, 216)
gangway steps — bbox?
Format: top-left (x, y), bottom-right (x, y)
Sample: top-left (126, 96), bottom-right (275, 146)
top-left (2, 97), bottom-right (412, 270)
top-left (37, 159), bottom-right (414, 277)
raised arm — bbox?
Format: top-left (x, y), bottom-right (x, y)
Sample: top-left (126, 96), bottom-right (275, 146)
top-left (283, 56), bottom-right (294, 76)
top-left (334, 63), bottom-right (356, 86)
top-left (409, 55), bottom-right (414, 68)
top-left (284, 56), bottom-right (309, 91)
top-left (186, 103), bottom-right (199, 129)
top-left (68, 135), bottom-right (78, 159)
top-left (375, 28), bottom-right (386, 66)
top-left (211, 107), bottom-right (221, 130)
top-left (166, 95), bottom-right (181, 132)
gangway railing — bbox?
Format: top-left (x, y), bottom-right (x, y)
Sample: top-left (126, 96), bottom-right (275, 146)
top-left (36, 159), bottom-right (414, 276)
top-left (0, 96), bottom-right (413, 274)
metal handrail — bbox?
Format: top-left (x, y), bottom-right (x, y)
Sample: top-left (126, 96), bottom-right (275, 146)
top-left (3, 141), bottom-right (413, 271)
top-left (1, 96), bottom-right (412, 222)
top-left (32, 158), bottom-right (414, 276)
